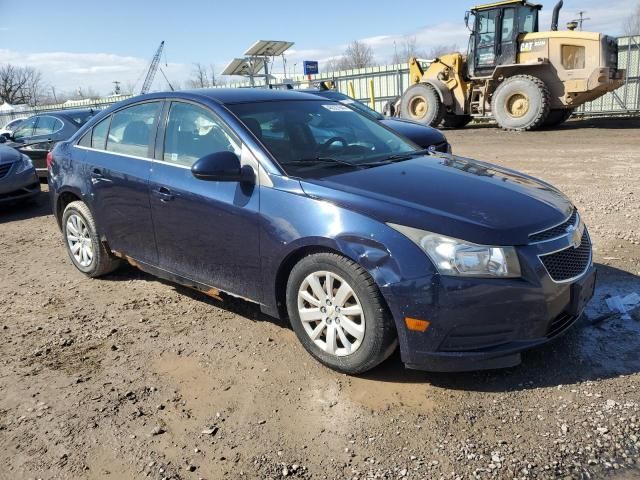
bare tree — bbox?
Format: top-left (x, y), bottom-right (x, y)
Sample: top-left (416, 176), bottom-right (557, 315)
top-left (188, 63), bottom-right (218, 88)
top-left (336, 40), bottom-right (376, 70)
top-left (624, 2), bottom-right (640, 36)
top-left (0, 64), bottom-right (46, 106)
top-left (426, 44), bottom-right (460, 59)
top-left (391, 37), bottom-right (429, 64)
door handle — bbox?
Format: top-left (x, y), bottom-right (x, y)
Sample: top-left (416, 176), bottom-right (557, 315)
top-left (153, 186), bottom-right (175, 202)
top-left (90, 168), bottom-right (109, 184)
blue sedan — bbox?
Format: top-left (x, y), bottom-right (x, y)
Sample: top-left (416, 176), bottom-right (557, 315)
top-left (48, 89), bottom-right (595, 374)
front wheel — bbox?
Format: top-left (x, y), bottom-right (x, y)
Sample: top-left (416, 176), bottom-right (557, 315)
top-left (399, 83), bottom-right (444, 127)
top-left (286, 253), bottom-right (397, 374)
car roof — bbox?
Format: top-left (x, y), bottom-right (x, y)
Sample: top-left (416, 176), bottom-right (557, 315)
top-left (32, 108), bottom-right (95, 118)
top-left (138, 88), bottom-right (326, 105)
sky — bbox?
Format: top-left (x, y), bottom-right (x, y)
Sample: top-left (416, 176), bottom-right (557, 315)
top-left (0, 0), bottom-right (634, 96)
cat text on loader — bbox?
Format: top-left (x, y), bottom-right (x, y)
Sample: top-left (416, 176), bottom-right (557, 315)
top-left (396, 0), bottom-right (625, 131)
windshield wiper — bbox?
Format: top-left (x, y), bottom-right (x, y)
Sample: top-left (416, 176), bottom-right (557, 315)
top-left (282, 157), bottom-right (364, 169)
top-left (357, 149), bottom-right (432, 167)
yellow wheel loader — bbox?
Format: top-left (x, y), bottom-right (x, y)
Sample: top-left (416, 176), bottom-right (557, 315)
top-left (396, 0), bottom-right (625, 131)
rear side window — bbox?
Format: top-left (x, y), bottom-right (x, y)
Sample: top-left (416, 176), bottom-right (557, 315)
top-left (163, 102), bottom-right (241, 167)
top-left (106, 102), bottom-right (160, 158)
top-left (92, 117), bottom-right (111, 150)
top-left (13, 117), bottom-right (37, 140)
top-left (33, 116), bottom-right (63, 136)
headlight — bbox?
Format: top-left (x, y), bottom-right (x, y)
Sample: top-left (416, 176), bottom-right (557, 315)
top-left (388, 223), bottom-right (521, 278)
top-left (15, 154), bottom-right (33, 174)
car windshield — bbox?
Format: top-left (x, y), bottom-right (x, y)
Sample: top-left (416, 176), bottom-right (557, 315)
top-left (64, 111), bottom-right (96, 127)
top-left (228, 100), bottom-right (419, 177)
top-left (319, 92), bottom-right (385, 120)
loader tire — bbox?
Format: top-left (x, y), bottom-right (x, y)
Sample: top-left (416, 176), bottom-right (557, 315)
top-left (441, 114), bottom-right (472, 129)
top-left (542, 108), bottom-right (574, 128)
top-left (492, 75), bottom-right (551, 131)
top-left (399, 83), bottom-right (444, 127)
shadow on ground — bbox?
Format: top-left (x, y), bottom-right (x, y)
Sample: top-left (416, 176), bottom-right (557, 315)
top-left (461, 116), bottom-right (640, 131)
top-left (102, 260), bottom-right (640, 392)
top-left (364, 264), bottom-right (640, 392)
top-left (0, 190), bottom-right (50, 225)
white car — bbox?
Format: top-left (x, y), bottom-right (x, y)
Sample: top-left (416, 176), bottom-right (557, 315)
top-left (0, 118), bottom-right (26, 138)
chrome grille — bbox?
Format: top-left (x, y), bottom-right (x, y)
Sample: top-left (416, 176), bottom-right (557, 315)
top-left (529, 210), bottom-right (578, 243)
top-left (0, 162), bottom-right (13, 179)
top-left (539, 231), bottom-right (591, 282)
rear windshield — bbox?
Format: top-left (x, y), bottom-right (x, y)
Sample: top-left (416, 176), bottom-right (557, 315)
top-left (63, 111), bottom-right (96, 127)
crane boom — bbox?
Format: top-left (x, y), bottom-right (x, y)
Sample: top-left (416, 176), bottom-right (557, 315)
top-left (140, 41), bottom-right (165, 94)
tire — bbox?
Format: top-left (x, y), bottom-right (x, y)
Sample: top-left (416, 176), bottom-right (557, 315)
top-left (441, 114), bottom-right (472, 129)
top-left (491, 75), bottom-right (551, 131)
top-left (285, 253), bottom-right (397, 374)
top-left (542, 108), bottom-right (574, 128)
top-left (399, 83), bottom-right (445, 127)
top-left (62, 201), bottom-right (121, 278)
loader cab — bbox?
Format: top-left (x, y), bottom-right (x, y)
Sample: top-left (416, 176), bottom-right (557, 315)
top-left (467, 0), bottom-right (541, 77)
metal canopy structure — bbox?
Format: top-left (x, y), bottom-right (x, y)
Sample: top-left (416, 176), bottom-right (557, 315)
top-left (223, 40), bottom-right (294, 86)
top-left (221, 58), bottom-right (266, 77)
top-left (244, 40), bottom-right (294, 57)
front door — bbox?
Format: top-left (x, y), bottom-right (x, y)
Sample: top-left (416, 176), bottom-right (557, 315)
top-left (149, 100), bottom-right (261, 300)
top-left (83, 101), bottom-right (161, 264)
top-left (473, 8), bottom-right (499, 76)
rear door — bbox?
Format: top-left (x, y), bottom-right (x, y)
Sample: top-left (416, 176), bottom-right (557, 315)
top-left (82, 101), bottom-right (161, 264)
top-left (149, 100), bottom-right (261, 299)
top-left (19, 115), bottom-right (64, 174)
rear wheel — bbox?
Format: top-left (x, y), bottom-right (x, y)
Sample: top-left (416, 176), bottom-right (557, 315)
top-left (286, 253), bottom-right (397, 374)
top-left (399, 83), bottom-right (444, 127)
top-left (62, 201), bottom-right (121, 277)
top-left (441, 114), bottom-right (472, 129)
top-left (542, 108), bottom-right (574, 128)
top-left (492, 75), bottom-right (550, 131)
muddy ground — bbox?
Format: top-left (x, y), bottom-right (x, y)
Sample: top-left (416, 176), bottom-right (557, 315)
top-left (1, 117), bottom-right (640, 480)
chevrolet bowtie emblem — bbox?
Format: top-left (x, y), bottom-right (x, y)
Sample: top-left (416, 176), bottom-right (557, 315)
top-left (567, 223), bottom-right (583, 249)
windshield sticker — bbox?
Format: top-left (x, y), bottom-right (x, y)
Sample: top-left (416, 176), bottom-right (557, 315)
top-left (322, 104), bottom-right (351, 112)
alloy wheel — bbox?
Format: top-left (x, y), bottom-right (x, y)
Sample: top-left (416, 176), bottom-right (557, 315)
top-left (66, 214), bottom-right (93, 268)
top-left (297, 271), bottom-right (365, 357)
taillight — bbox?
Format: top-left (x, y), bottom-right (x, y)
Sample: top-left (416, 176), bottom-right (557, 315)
top-left (46, 151), bottom-right (54, 169)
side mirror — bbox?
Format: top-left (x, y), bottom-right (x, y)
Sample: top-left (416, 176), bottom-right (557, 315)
top-left (0, 136), bottom-right (6, 144)
top-left (464, 11), bottom-right (471, 31)
top-left (191, 151), bottom-right (251, 182)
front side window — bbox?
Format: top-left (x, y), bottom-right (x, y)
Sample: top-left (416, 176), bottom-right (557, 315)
top-left (33, 116), bottom-right (63, 136)
top-left (163, 102), bottom-right (241, 167)
top-left (228, 100), bottom-right (418, 177)
top-left (502, 8), bottom-right (515, 41)
top-left (476, 10), bottom-right (497, 67)
top-left (106, 102), bottom-right (160, 158)
top-left (13, 117), bottom-right (37, 140)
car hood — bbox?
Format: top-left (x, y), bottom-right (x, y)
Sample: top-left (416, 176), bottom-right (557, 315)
top-left (380, 118), bottom-right (447, 147)
top-left (299, 154), bottom-right (573, 246)
top-left (0, 145), bottom-right (22, 165)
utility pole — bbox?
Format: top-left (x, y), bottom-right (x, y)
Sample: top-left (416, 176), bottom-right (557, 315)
top-left (113, 80), bottom-right (121, 95)
top-left (50, 86), bottom-right (58, 103)
top-left (577, 11), bottom-right (590, 30)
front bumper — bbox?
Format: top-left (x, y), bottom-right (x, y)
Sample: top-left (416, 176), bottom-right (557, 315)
top-left (381, 232), bottom-right (596, 372)
top-left (0, 167), bottom-right (41, 204)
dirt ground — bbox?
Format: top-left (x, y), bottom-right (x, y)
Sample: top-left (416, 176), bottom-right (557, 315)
top-left (1, 117), bottom-right (640, 480)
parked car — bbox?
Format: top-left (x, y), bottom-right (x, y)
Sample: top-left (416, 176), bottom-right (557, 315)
top-left (0, 144), bottom-right (40, 204)
top-left (49, 89), bottom-right (595, 374)
top-left (302, 87), bottom-right (451, 153)
top-left (0, 109), bottom-right (96, 178)
top-left (0, 118), bottom-right (26, 138)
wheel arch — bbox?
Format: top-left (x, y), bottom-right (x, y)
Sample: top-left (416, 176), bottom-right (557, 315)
top-left (272, 235), bottom-right (403, 326)
top-left (54, 188), bottom-right (84, 229)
